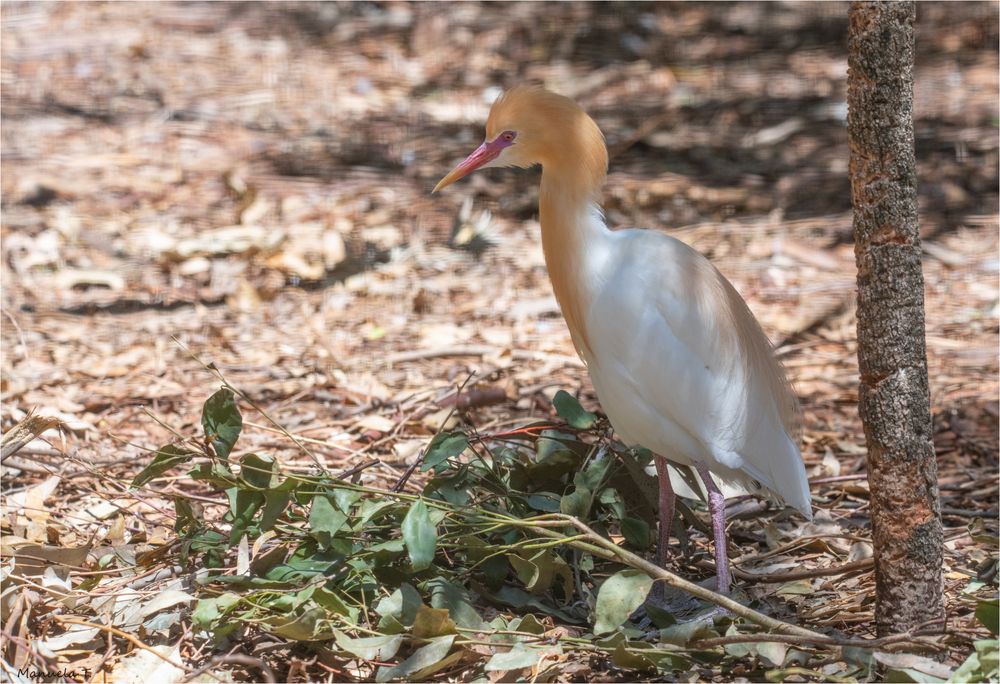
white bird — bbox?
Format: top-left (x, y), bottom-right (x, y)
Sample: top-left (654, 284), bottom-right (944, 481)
top-left (434, 86), bottom-right (811, 594)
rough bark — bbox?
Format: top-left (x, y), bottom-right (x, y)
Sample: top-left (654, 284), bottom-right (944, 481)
top-left (847, 1), bottom-right (944, 636)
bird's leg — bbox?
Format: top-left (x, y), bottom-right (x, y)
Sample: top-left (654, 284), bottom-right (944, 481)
top-left (693, 461), bottom-right (731, 594)
top-left (647, 455), bottom-right (675, 603)
top-left (654, 456), bottom-right (675, 570)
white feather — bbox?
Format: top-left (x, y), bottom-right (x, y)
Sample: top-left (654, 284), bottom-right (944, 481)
top-left (575, 208), bottom-right (812, 517)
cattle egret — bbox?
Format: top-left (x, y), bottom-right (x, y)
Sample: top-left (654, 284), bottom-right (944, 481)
top-left (435, 86), bottom-right (812, 594)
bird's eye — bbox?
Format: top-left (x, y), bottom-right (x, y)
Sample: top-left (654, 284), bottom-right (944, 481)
top-left (501, 131), bottom-right (516, 142)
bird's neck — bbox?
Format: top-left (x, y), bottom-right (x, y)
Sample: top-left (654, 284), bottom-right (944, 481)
top-left (538, 169), bottom-right (611, 356)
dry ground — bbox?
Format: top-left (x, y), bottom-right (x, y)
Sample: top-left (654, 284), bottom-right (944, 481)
top-left (1, 2), bottom-right (998, 681)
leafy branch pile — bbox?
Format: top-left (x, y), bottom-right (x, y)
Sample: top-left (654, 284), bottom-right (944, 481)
top-left (127, 387), bottom-right (995, 681)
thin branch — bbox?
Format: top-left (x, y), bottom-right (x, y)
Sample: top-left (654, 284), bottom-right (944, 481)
top-left (53, 616), bottom-right (190, 672)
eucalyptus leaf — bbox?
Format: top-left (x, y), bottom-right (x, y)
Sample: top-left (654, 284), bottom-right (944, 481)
top-left (552, 390), bottom-right (597, 429)
top-left (421, 432), bottom-right (469, 472)
top-left (192, 592), bottom-right (241, 632)
top-left (375, 635), bottom-right (455, 683)
top-left (333, 487), bottom-right (362, 513)
top-left (493, 586), bottom-right (582, 623)
top-left (976, 598), bottom-right (999, 636)
top-left (229, 489), bottom-right (264, 545)
top-left (484, 643), bottom-right (544, 672)
top-left (201, 388), bottom-right (243, 459)
top-left (560, 486), bottom-right (592, 518)
top-left (426, 577), bottom-right (488, 629)
top-left (402, 498), bottom-right (437, 571)
top-left (593, 569), bottom-right (654, 635)
top-left (239, 453), bottom-right (277, 489)
top-left (612, 640), bottom-right (657, 671)
top-left (189, 461), bottom-right (237, 488)
top-left (376, 583), bottom-right (423, 628)
top-left (309, 495), bottom-right (349, 548)
top-left (132, 444), bottom-right (196, 488)
top-left (621, 517), bottom-right (651, 549)
top-left (266, 605), bottom-right (335, 641)
top-left (333, 630), bottom-right (404, 661)
top-left (575, 452), bottom-right (612, 491)
top-left (260, 489), bottom-right (291, 531)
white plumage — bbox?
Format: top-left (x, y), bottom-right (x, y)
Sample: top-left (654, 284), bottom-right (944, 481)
top-left (435, 86), bottom-right (812, 593)
top-left (577, 210), bottom-right (811, 517)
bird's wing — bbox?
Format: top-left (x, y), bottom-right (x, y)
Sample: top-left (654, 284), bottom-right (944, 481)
top-left (585, 229), bottom-right (810, 515)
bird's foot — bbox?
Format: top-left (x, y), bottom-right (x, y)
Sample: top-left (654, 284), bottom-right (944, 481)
top-left (629, 576), bottom-right (736, 636)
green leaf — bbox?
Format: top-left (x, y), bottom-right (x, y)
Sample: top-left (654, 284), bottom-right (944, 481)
top-left (484, 643), bottom-right (544, 672)
top-left (977, 598), bottom-right (999, 636)
top-left (493, 586), bottom-right (581, 624)
top-left (229, 490), bottom-right (264, 545)
top-left (375, 635), bottom-right (455, 683)
top-left (266, 605), bottom-right (335, 641)
top-left (426, 577), bottom-right (488, 630)
top-left (421, 432), bottom-right (469, 472)
top-left (524, 493), bottom-right (562, 512)
top-left (508, 614), bottom-right (547, 636)
top-left (265, 546), bottom-right (344, 584)
top-left (612, 640), bottom-right (657, 671)
top-left (552, 390), bottom-right (597, 429)
top-left (598, 487), bottom-right (625, 519)
top-left (202, 388), bottom-right (243, 459)
top-left (621, 517), bottom-right (652, 549)
top-left (260, 489), bottom-right (291, 531)
top-left (951, 639), bottom-right (999, 682)
top-left (311, 586), bottom-right (360, 623)
top-left (333, 487), bottom-right (362, 512)
top-left (356, 499), bottom-right (397, 528)
top-left (593, 569), bottom-right (654, 635)
top-left (560, 486), bottom-right (592, 518)
top-left (375, 583), bottom-right (423, 631)
top-left (575, 453), bottom-right (612, 492)
top-left (756, 640), bottom-right (789, 667)
top-left (192, 592), bottom-right (241, 631)
top-left (309, 494), bottom-right (348, 548)
top-left (402, 498), bottom-right (437, 571)
top-left (132, 444), bottom-right (196, 488)
top-left (239, 453), bottom-right (277, 489)
top-left (658, 615), bottom-right (717, 647)
top-left (333, 630), bottom-right (404, 661)
top-left (189, 461), bottom-right (237, 488)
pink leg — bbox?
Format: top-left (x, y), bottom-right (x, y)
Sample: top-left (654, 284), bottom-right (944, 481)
top-left (693, 461), bottom-right (731, 594)
top-left (654, 456), bottom-right (675, 569)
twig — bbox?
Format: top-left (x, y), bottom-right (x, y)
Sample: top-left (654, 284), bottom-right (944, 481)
top-left (338, 459), bottom-right (381, 480)
top-left (382, 346), bottom-right (584, 367)
top-left (52, 616), bottom-right (190, 672)
top-left (511, 514), bottom-right (824, 639)
top-left (690, 628), bottom-right (944, 652)
top-left (242, 420), bottom-right (366, 456)
top-left (731, 557), bottom-right (875, 583)
top-left (809, 474), bottom-right (870, 485)
top-left (183, 653), bottom-right (275, 683)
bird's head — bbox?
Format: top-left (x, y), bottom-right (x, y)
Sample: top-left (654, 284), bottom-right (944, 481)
top-left (434, 86), bottom-right (607, 194)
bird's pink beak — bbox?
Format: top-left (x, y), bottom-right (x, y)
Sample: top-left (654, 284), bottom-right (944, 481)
top-left (433, 136), bottom-right (512, 192)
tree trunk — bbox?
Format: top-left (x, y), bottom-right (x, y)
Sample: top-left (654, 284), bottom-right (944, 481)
top-left (847, 1), bottom-right (944, 636)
